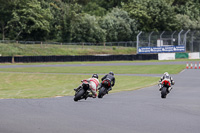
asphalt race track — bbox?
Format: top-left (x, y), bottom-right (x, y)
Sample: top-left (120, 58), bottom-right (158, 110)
top-left (0, 62), bottom-right (200, 133)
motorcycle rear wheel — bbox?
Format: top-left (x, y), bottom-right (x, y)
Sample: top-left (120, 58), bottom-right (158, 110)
top-left (74, 89), bottom-right (85, 101)
top-left (98, 87), bottom-right (106, 98)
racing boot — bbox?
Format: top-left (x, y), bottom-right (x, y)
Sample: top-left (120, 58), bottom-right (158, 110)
top-left (87, 94), bottom-right (96, 98)
top-left (74, 86), bottom-right (81, 92)
top-left (158, 84), bottom-right (162, 91)
top-left (87, 94), bottom-right (93, 98)
top-left (168, 87), bottom-right (172, 93)
top-left (85, 95), bottom-right (89, 100)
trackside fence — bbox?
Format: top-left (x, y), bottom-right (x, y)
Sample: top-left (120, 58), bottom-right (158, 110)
top-left (137, 30), bottom-right (200, 53)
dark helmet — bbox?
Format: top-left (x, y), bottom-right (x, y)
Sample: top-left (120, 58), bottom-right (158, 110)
top-left (92, 74), bottom-right (98, 79)
top-left (109, 71), bottom-right (114, 76)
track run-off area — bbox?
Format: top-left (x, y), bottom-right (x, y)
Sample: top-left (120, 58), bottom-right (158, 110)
top-left (0, 61), bottom-right (200, 133)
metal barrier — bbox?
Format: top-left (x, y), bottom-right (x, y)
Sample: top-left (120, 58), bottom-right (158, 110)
top-left (137, 30), bottom-right (200, 53)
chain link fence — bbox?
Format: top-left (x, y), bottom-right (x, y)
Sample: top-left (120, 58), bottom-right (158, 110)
top-left (187, 30), bottom-right (200, 52)
top-left (2, 30), bottom-right (200, 53)
top-left (137, 30), bottom-right (200, 53)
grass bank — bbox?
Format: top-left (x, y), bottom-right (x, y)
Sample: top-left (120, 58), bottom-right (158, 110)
top-left (0, 43), bottom-right (136, 56)
top-left (0, 73), bottom-right (159, 99)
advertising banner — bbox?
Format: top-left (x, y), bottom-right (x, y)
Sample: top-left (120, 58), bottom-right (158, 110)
top-left (138, 45), bottom-right (185, 54)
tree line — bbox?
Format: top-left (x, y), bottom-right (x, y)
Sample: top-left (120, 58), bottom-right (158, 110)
top-left (1, 0), bottom-right (200, 42)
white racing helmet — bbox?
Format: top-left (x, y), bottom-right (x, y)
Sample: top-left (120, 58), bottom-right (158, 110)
top-left (164, 72), bottom-right (169, 76)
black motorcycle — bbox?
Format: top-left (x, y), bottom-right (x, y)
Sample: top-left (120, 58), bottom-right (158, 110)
top-left (74, 80), bottom-right (90, 102)
top-left (98, 79), bottom-right (111, 98)
top-left (159, 79), bottom-right (171, 98)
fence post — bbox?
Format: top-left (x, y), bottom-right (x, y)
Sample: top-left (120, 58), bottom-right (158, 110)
top-left (148, 31), bottom-right (154, 47)
top-left (178, 29), bottom-right (183, 45)
top-left (137, 31), bottom-right (142, 54)
top-left (159, 31), bottom-right (165, 46)
top-left (191, 31), bottom-right (194, 52)
top-left (183, 29), bottom-right (190, 51)
top-left (171, 31), bottom-right (176, 45)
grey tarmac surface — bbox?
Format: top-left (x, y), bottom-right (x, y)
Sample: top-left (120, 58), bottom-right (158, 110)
top-left (0, 62), bottom-right (200, 133)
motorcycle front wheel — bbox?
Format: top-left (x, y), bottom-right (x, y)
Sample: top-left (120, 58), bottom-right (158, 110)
top-left (74, 89), bottom-right (85, 101)
top-left (161, 87), bottom-right (167, 98)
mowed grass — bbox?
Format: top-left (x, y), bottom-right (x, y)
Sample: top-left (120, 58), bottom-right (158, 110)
top-left (0, 73), bottom-right (159, 99)
top-left (0, 43), bottom-right (136, 56)
top-left (0, 63), bottom-right (185, 99)
top-left (0, 64), bottom-right (185, 74)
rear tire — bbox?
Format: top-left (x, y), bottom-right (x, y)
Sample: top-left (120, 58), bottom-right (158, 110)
top-left (74, 89), bottom-right (85, 101)
top-left (161, 87), bottom-right (167, 98)
top-left (98, 87), bottom-right (106, 98)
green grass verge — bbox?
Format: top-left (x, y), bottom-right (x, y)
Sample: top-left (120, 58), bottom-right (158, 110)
top-left (0, 61), bottom-right (186, 99)
top-left (0, 64), bottom-right (185, 74)
top-left (0, 73), bottom-right (159, 99)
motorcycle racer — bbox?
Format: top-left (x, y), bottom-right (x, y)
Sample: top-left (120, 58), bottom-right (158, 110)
top-left (159, 72), bottom-right (175, 92)
top-left (74, 74), bottom-right (99, 98)
top-left (99, 71), bottom-right (115, 93)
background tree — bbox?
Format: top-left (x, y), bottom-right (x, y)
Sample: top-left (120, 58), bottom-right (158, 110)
top-left (175, 0), bottom-right (200, 20)
top-left (83, 2), bottom-right (107, 17)
top-left (41, 0), bottom-right (63, 41)
top-left (8, 0), bottom-right (52, 40)
top-left (1, 0), bottom-right (200, 42)
top-left (176, 14), bottom-right (200, 30)
top-left (70, 13), bottom-right (106, 42)
top-left (123, 0), bottom-right (178, 31)
top-left (0, 0), bottom-right (15, 40)
top-left (99, 8), bottom-right (137, 42)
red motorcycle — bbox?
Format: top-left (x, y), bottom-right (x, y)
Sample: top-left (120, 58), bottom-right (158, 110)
top-left (159, 79), bottom-right (172, 98)
top-left (98, 79), bottom-right (111, 98)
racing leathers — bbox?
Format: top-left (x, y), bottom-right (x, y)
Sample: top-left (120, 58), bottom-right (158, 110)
top-left (159, 74), bottom-right (175, 92)
top-left (75, 77), bottom-right (99, 98)
top-left (100, 74), bottom-right (115, 93)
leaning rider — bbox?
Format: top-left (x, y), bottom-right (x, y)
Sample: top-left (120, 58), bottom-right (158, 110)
top-left (74, 74), bottom-right (99, 98)
top-left (99, 71), bottom-right (115, 93)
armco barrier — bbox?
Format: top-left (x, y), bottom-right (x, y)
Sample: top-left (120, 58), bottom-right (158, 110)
top-left (0, 54), bottom-right (158, 63)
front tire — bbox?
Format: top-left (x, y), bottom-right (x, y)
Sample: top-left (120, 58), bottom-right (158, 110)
top-left (74, 89), bottom-right (85, 101)
top-left (161, 87), bottom-right (167, 98)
